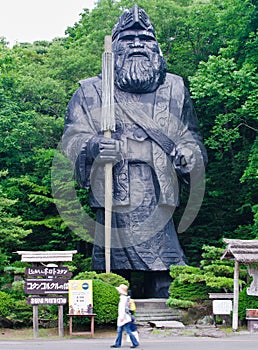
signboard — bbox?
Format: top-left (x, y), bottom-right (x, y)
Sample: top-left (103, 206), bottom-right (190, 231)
top-left (212, 299), bottom-right (232, 315)
top-left (27, 296), bottom-right (67, 305)
top-left (68, 280), bottom-right (93, 315)
top-left (25, 278), bottom-right (69, 294)
top-left (16, 251), bottom-right (77, 339)
top-left (25, 266), bottom-right (72, 278)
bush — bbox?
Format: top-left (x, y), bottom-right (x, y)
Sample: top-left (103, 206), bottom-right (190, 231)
top-left (11, 298), bottom-right (32, 326)
top-left (38, 304), bottom-right (58, 321)
top-left (168, 277), bottom-right (216, 303)
top-left (166, 245), bottom-right (240, 309)
top-left (92, 279), bottom-right (119, 324)
top-left (10, 280), bottom-right (25, 299)
top-left (167, 297), bottom-right (195, 308)
top-left (0, 291), bottom-right (15, 317)
top-left (74, 271), bottom-right (129, 287)
top-left (96, 272), bottom-right (129, 287)
top-left (74, 271), bottom-right (98, 280)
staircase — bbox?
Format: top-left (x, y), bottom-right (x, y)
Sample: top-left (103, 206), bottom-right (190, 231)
top-left (134, 299), bottom-right (183, 323)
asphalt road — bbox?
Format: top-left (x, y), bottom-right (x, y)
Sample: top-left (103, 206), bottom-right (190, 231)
top-left (1, 335), bottom-right (258, 350)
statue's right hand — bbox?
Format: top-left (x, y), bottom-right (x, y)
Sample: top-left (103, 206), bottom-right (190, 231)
top-left (87, 135), bottom-right (121, 163)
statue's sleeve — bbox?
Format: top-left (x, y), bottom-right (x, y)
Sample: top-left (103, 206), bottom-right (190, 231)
top-left (62, 86), bottom-right (98, 188)
top-left (174, 87), bottom-right (208, 183)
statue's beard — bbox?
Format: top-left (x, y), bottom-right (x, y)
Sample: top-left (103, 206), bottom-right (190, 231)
top-left (114, 53), bottom-right (166, 94)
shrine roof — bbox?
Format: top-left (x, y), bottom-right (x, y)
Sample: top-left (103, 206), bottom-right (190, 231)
top-left (221, 239), bottom-right (258, 263)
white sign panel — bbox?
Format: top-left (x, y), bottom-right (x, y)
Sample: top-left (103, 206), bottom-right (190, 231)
top-left (212, 299), bottom-right (232, 315)
top-left (68, 280), bottom-right (93, 315)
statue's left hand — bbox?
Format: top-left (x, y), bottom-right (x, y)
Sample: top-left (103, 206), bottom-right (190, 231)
top-left (174, 147), bottom-right (196, 173)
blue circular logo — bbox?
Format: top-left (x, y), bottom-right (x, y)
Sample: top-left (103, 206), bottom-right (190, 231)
top-left (82, 282), bottom-right (89, 290)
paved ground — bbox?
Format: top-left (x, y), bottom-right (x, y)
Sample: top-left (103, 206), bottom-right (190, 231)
top-left (1, 324), bottom-right (258, 349)
top-left (1, 331), bottom-right (258, 350)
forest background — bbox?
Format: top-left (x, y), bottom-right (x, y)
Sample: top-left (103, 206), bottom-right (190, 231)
top-left (0, 0), bottom-right (257, 325)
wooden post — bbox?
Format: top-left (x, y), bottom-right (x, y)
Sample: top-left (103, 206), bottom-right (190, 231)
top-left (69, 315), bottom-right (72, 337)
top-left (58, 305), bottom-right (64, 337)
top-left (232, 260), bottom-right (239, 331)
top-left (33, 305), bottom-right (38, 338)
top-left (91, 314), bottom-right (95, 337)
top-left (101, 35), bottom-right (115, 273)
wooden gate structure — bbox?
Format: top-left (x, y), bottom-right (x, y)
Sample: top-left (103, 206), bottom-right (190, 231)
top-left (221, 239), bottom-right (258, 331)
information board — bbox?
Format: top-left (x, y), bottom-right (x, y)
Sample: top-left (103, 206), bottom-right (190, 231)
top-left (68, 280), bottom-right (93, 315)
top-left (212, 299), bottom-right (232, 315)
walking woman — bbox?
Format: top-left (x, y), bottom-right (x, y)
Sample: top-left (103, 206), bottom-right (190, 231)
top-left (110, 284), bottom-right (139, 348)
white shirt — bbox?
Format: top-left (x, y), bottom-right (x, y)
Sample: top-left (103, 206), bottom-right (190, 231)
top-left (117, 294), bottom-right (132, 326)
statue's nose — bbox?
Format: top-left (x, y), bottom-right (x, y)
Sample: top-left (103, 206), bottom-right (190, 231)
top-left (129, 37), bottom-right (144, 48)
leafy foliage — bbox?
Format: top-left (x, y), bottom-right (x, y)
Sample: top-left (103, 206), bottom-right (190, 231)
top-left (0, 291), bottom-right (14, 317)
top-left (167, 245), bottom-right (246, 308)
top-left (10, 298), bottom-right (33, 327)
top-left (92, 279), bottom-right (119, 324)
top-left (0, 171), bottom-right (31, 267)
top-left (167, 297), bottom-right (195, 309)
top-left (74, 271), bottom-right (129, 287)
top-left (96, 272), bottom-right (130, 287)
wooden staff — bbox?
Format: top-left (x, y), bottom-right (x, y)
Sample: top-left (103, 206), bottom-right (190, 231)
top-left (101, 36), bottom-right (115, 273)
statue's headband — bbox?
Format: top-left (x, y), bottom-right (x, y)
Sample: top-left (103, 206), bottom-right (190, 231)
top-left (112, 5), bottom-right (156, 41)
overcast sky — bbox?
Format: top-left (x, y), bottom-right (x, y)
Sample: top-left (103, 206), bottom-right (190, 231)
top-left (0, 0), bottom-right (96, 46)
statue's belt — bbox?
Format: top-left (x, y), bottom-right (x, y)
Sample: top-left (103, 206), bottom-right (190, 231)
top-left (125, 139), bottom-right (153, 163)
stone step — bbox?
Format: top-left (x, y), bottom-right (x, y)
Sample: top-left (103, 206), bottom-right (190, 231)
top-left (135, 314), bottom-right (180, 322)
top-left (135, 311), bottom-right (180, 317)
top-left (135, 310), bottom-right (181, 318)
top-left (134, 298), bottom-right (170, 310)
top-left (133, 298), bottom-right (182, 323)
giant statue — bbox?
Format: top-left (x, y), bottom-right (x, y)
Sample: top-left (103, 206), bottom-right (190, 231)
top-left (62, 5), bottom-right (207, 297)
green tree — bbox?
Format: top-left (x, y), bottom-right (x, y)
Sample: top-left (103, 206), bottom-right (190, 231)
top-left (187, 49), bottom-right (257, 261)
top-left (0, 171), bottom-right (31, 277)
top-left (167, 245), bottom-right (246, 308)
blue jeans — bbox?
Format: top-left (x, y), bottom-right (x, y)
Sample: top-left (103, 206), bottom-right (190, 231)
top-left (114, 322), bottom-right (139, 347)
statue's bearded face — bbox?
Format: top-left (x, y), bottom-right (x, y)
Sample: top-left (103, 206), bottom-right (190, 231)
top-left (113, 31), bottom-right (166, 93)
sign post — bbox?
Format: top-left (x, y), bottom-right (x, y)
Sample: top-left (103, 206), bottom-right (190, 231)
top-left (16, 250), bottom-right (76, 338)
top-left (33, 305), bottom-right (39, 338)
top-left (58, 305), bottom-right (64, 337)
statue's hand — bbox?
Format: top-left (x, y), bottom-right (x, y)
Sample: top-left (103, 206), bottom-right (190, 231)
top-left (87, 135), bottom-right (121, 163)
top-left (174, 147), bottom-right (196, 173)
